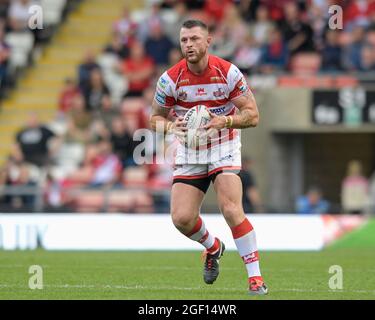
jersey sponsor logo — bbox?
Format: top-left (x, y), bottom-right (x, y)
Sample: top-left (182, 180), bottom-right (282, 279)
top-left (158, 77), bottom-right (169, 90)
top-left (196, 88), bottom-right (207, 96)
top-left (155, 90), bottom-right (166, 105)
top-left (178, 89), bottom-right (187, 101)
top-left (213, 88), bottom-right (225, 98)
top-left (210, 76), bottom-right (222, 83)
top-left (210, 106), bottom-right (226, 115)
top-left (177, 79), bottom-right (189, 86)
top-left (220, 154), bottom-right (233, 161)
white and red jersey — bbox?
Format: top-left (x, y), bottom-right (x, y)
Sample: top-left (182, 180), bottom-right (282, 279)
top-left (154, 55), bottom-right (250, 164)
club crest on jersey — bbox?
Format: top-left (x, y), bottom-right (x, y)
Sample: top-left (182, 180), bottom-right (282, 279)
top-left (196, 88), bottom-right (207, 96)
top-left (178, 90), bottom-right (187, 101)
top-left (213, 88), bottom-right (225, 98)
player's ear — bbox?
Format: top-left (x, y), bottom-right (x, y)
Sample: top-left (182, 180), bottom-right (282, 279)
top-left (207, 35), bottom-right (212, 47)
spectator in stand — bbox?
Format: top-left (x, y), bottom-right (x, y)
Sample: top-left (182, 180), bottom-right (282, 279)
top-left (249, 5), bottom-right (274, 47)
top-left (97, 94), bottom-right (118, 128)
top-left (113, 6), bottom-right (137, 47)
top-left (342, 26), bottom-right (365, 71)
top-left (280, 2), bottom-right (315, 56)
top-left (261, 0), bottom-right (292, 22)
top-left (110, 117), bottom-right (138, 167)
top-left (90, 138), bottom-right (122, 187)
top-left (0, 1), bottom-right (10, 18)
top-left (43, 171), bottom-right (74, 212)
top-left (144, 21), bottom-right (174, 68)
top-left (238, 156), bottom-right (263, 213)
top-left (296, 186), bottom-right (330, 214)
top-left (1, 156), bottom-right (37, 210)
top-left (77, 50), bottom-right (100, 92)
top-left (260, 27), bottom-right (288, 73)
top-left (104, 32), bottom-right (129, 59)
top-left (168, 47), bottom-right (183, 67)
top-left (58, 77), bottom-right (80, 115)
top-left (65, 94), bottom-right (92, 145)
top-left (204, 0), bottom-right (232, 24)
top-left (209, 24), bottom-right (237, 61)
top-left (90, 118), bottom-right (110, 142)
top-left (321, 30), bottom-right (343, 71)
top-left (341, 160), bottom-right (369, 214)
top-left (137, 2), bottom-right (165, 43)
top-left (164, 1), bottom-right (190, 46)
top-left (359, 43), bottom-right (375, 71)
top-left (82, 68), bottom-right (110, 113)
top-left (238, 0), bottom-right (260, 23)
top-left (220, 3), bottom-right (248, 45)
top-left (7, 0), bottom-right (36, 32)
top-left (13, 113), bottom-right (57, 167)
top-left (0, 24), bottom-right (10, 92)
top-left (121, 41), bottom-right (155, 97)
top-left (233, 32), bottom-right (262, 75)
top-left (307, 2), bottom-right (329, 52)
top-left (344, 0), bottom-right (375, 31)
top-left (210, 4), bottom-right (247, 60)
top-left (62, 139), bottom-right (122, 188)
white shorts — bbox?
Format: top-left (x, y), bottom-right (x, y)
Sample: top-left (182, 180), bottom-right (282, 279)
top-left (173, 147), bottom-right (242, 193)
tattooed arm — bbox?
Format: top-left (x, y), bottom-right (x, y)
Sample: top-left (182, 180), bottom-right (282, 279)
top-left (230, 89), bottom-right (259, 129)
top-left (203, 89), bottom-right (259, 131)
top-left (150, 100), bottom-right (171, 133)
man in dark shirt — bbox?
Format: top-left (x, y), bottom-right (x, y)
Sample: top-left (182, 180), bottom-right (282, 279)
top-left (279, 2), bottom-right (314, 56)
top-left (15, 113), bottom-right (56, 167)
top-left (78, 50), bottom-right (100, 92)
top-left (144, 23), bottom-right (174, 66)
top-left (110, 117), bottom-right (138, 167)
top-left (238, 156), bottom-right (263, 213)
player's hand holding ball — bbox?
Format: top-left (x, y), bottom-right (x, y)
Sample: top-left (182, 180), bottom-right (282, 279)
top-left (203, 111), bottom-right (228, 130)
top-left (167, 116), bottom-right (188, 143)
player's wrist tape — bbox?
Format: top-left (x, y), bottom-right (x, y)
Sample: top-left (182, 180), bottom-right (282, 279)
top-left (224, 116), bottom-right (233, 128)
top-left (166, 121), bottom-right (173, 133)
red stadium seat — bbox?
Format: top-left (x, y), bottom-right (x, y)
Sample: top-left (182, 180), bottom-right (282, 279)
top-left (278, 75), bottom-right (333, 88)
top-left (290, 53), bottom-right (322, 75)
top-left (335, 76), bottom-right (359, 87)
top-left (123, 166), bottom-right (148, 187)
top-left (73, 191), bottom-right (104, 212)
top-left (108, 191), bottom-right (135, 212)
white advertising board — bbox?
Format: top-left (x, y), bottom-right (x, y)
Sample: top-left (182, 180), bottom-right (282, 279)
top-left (0, 214), bottom-right (324, 251)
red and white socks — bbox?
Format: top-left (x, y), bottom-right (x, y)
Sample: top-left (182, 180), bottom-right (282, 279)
top-left (231, 218), bottom-right (263, 283)
top-left (185, 216), bottom-right (220, 254)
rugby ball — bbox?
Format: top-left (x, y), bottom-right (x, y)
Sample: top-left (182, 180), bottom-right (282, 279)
top-left (183, 105), bottom-right (211, 148)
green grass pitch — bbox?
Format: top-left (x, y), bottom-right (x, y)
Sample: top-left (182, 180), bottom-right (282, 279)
top-left (0, 220), bottom-right (374, 300)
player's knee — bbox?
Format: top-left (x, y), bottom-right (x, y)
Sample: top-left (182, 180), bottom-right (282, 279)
top-left (171, 209), bottom-right (194, 230)
top-left (220, 200), bottom-right (241, 218)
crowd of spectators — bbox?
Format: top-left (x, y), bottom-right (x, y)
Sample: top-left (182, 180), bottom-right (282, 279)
top-left (0, 0), bottom-right (78, 100)
top-left (2, 0), bottom-right (375, 213)
top-left (115, 0), bottom-right (375, 75)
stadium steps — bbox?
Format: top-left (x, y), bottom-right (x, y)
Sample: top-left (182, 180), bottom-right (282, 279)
top-left (0, 0), bottom-right (142, 165)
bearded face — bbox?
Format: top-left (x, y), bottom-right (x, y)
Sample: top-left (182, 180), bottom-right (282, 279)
top-left (180, 26), bottom-right (211, 64)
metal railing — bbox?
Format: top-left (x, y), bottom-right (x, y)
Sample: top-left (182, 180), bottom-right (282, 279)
top-left (0, 185), bottom-right (171, 213)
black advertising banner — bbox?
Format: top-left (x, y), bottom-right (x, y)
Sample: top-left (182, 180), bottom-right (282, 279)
top-left (312, 89), bottom-right (375, 125)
